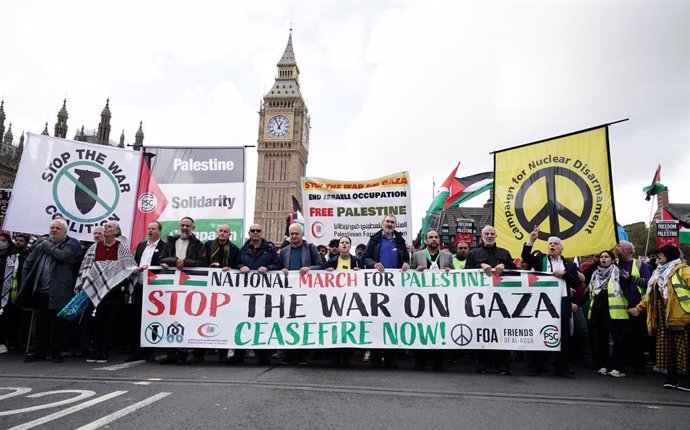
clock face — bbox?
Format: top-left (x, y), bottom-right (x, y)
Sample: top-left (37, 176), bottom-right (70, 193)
top-left (267, 115), bottom-right (290, 138)
top-left (302, 122), bottom-right (309, 147)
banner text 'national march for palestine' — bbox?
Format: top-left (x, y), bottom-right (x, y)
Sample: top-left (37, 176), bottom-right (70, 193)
top-left (141, 269), bottom-right (566, 351)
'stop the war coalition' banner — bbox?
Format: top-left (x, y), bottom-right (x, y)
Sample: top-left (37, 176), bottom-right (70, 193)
top-left (493, 126), bottom-right (618, 257)
top-left (141, 268), bottom-right (566, 351)
top-left (131, 147), bottom-right (246, 248)
top-left (301, 172), bottom-right (413, 248)
top-left (4, 134), bottom-right (140, 241)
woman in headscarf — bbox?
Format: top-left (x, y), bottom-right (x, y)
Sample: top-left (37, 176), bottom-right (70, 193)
top-left (630, 245), bottom-right (690, 391)
top-left (587, 250), bottom-right (633, 378)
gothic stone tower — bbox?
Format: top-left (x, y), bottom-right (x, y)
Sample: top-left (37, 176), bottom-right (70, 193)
top-left (254, 31), bottom-right (310, 244)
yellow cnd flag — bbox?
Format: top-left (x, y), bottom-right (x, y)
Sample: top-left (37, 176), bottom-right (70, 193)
top-left (493, 126), bottom-right (617, 258)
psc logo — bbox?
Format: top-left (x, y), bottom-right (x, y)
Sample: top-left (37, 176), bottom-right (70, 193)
top-left (197, 323), bottom-right (220, 338)
top-left (540, 325), bottom-right (560, 348)
top-left (137, 192), bottom-right (158, 213)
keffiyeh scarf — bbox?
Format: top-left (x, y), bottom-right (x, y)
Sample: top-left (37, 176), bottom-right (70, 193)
top-left (74, 241), bottom-right (137, 307)
top-left (646, 258), bottom-right (682, 300)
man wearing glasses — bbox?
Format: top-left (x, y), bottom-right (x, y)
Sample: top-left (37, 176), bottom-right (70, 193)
top-left (235, 224), bottom-right (279, 365)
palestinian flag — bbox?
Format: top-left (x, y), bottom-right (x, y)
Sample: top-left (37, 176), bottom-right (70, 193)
top-left (420, 164), bottom-right (493, 239)
top-left (147, 268), bottom-right (175, 286)
top-left (131, 152), bottom-right (169, 250)
top-left (444, 171), bottom-right (494, 209)
top-left (284, 195), bottom-right (304, 237)
top-left (179, 269), bottom-right (209, 287)
top-left (680, 228), bottom-right (690, 245)
top-left (643, 164), bottom-right (667, 201)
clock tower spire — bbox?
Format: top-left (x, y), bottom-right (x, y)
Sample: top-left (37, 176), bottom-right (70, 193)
top-left (254, 30), bottom-right (311, 244)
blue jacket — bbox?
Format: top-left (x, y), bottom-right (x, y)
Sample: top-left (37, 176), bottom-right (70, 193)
top-left (363, 229), bottom-right (410, 269)
top-left (239, 239), bottom-right (279, 271)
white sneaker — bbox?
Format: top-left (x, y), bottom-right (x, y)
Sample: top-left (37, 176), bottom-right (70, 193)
top-left (597, 367), bottom-right (608, 376)
top-left (0, 344), bottom-right (8, 354)
top-left (608, 369), bottom-right (626, 378)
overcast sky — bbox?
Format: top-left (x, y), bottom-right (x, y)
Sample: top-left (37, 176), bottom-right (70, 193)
top-left (1, 0), bottom-right (688, 236)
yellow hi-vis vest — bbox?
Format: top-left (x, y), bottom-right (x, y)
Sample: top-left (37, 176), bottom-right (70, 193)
top-left (672, 271), bottom-right (690, 314)
top-left (589, 277), bottom-right (629, 320)
top-left (630, 259), bottom-right (642, 296)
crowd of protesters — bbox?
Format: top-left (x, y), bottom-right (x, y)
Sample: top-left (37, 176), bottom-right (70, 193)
top-left (0, 214), bottom-right (688, 392)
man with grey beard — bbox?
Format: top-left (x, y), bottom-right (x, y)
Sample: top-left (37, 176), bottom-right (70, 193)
top-left (15, 219), bottom-right (83, 363)
top-left (159, 217), bottom-right (207, 364)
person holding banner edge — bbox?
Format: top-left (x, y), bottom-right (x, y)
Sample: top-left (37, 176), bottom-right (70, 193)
top-left (159, 216), bottom-right (208, 365)
top-left (465, 225), bottom-right (516, 375)
top-left (326, 235), bottom-right (364, 367)
top-left (411, 229), bottom-right (452, 371)
top-left (363, 214), bottom-right (410, 369)
top-left (521, 226), bottom-right (577, 378)
top-left (126, 221), bottom-right (165, 363)
top-left (278, 223), bottom-right (323, 365)
top-left (235, 223), bottom-right (279, 366)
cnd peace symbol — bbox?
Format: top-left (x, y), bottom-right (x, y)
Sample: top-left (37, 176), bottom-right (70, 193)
top-left (451, 324), bottom-right (472, 346)
top-left (515, 167), bottom-right (592, 241)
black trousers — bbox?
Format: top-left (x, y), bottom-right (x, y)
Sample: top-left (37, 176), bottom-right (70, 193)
top-left (33, 293), bottom-right (69, 356)
top-left (589, 293), bottom-right (629, 371)
top-left (527, 298), bottom-right (571, 373)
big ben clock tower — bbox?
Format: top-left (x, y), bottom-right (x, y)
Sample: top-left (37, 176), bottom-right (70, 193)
top-left (254, 31), bottom-right (310, 244)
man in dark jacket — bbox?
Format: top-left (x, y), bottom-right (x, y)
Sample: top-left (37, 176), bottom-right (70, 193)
top-left (363, 215), bottom-right (410, 272)
top-left (205, 223), bottom-right (241, 363)
top-left (159, 217), bottom-right (207, 364)
top-left (521, 226), bottom-right (578, 378)
top-left (16, 219), bottom-right (83, 363)
top-left (235, 223), bottom-right (279, 365)
top-left (278, 223), bottom-right (323, 365)
top-left (465, 225), bottom-right (517, 375)
top-left (126, 221), bottom-right (165, 362)
top-left (363, 214), bottom-right (410, 368)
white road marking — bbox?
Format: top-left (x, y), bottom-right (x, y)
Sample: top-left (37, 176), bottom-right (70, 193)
top-left (133, 382), bottom-right (151, 385)
top-left (94, 361), bottom-right (145, 371)
top-left (6, 390), bottom-right (127, 430)
top-left (0, 387), bottom-right (32, 401)
top-left (74, 392), bottom-right (171, 430)
top-left (0, 390), bottom-right (95, 416)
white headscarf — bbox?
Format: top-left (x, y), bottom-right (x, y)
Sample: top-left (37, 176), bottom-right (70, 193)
top-left (646, 258), bottom-right (682, 300)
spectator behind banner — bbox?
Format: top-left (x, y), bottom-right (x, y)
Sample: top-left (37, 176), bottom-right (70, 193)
top-left (452, 241), bottom-right (470, 269)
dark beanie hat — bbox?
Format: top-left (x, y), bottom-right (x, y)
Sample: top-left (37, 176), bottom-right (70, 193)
top-left (659, 245), bottom-right (681, 262)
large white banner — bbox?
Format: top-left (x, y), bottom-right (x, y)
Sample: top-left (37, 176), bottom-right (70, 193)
top-left (4, 134), bottom-right (141, 241)
top-left (301, 172), bottom-right (413, 248)
top-left (141, 268), bottom-right (566, 351)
